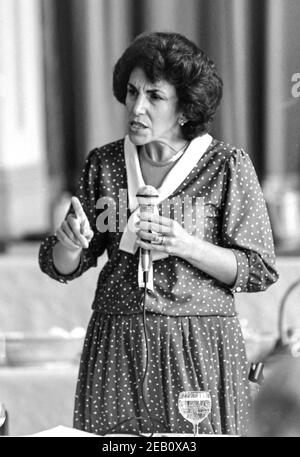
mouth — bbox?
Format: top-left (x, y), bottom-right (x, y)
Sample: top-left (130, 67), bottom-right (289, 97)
top-left (129, 120), bottom-right (148, 131)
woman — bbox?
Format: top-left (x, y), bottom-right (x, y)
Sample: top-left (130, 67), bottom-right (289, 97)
top-left (39, 32), bottom-right (278, 436)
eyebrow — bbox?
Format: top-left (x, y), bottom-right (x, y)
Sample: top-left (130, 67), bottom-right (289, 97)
top-left (127, 81), bottom-right (166, 96)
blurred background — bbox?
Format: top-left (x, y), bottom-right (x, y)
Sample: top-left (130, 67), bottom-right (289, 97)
top-left (0, 0), bottom-right (300, 247)
top-left (0, 0), bottom-right (300, 437)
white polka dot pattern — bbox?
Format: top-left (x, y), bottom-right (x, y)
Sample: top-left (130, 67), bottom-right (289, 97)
top-left (38, 137), bottom-right (279, 436)
top-left (39, 138), bottom-right (278, 316)
top-left (73, 313), bottom-right (252, 435)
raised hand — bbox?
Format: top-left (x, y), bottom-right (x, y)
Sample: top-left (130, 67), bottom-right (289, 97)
top-left (56, 196), bottom-right (94, 250)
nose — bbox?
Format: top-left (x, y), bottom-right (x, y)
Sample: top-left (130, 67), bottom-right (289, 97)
top-left (132, 94), bottom-right (147, 115)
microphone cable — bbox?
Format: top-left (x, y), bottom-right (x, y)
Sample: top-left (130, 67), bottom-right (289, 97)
top-left (99, 270), bottom-right (166, 437)
top-left (139, 271), bottom-right (167, 435)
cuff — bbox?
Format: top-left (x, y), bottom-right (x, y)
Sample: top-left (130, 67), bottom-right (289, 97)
top-left (39, 236), bottom-right (85, 284)
top-left (229, 248), bottom-right (250, 293)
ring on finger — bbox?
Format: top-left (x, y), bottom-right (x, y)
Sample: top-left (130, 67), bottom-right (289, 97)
top-left (152, 234), bottom-right (166, 245)
top-left (151, 234), bottom-right (161, 245)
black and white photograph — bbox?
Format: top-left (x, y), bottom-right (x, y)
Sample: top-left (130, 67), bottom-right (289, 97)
top-left (0, 0), bottom-right (300, 444)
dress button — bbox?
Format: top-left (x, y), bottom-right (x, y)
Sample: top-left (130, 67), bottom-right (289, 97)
top-left (235, 286), bottom-right (242, 292)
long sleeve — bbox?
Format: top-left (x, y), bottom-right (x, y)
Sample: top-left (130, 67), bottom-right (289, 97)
top-left (221, 149), bottom-right (279, 293)
top-left (39, 149), bottom-right (108, 283)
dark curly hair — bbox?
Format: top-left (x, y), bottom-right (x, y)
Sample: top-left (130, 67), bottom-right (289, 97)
top-left (113, 32), bottom-right (223, 140)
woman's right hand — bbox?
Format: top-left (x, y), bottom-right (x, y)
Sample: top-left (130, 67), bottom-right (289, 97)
top-left (56, 196), bottom-right (94, 251)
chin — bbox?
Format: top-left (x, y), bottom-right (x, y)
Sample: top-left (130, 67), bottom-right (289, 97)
top-left (128, 131), bottom-right (148, 146)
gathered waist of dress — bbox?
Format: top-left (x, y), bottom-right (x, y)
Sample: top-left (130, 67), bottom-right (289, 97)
top-left (90, 283), bottom-right (238, 317)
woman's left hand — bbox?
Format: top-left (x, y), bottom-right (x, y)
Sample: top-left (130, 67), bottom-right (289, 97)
top-left (136, 212), bottom-right (194, 258)
top-left (136, 211), bottom-right (238, 287)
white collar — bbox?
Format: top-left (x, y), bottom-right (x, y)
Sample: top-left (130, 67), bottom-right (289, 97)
top-left (124, 133), bottom-right (213, 213)
top-left (121, 133), bottom-right (213, 290)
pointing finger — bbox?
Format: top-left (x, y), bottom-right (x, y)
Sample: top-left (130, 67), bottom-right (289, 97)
top-left (71, 196), bottom-right (86, 223)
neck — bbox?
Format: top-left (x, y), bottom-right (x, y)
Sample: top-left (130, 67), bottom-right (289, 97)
top-left (144, 139), bottom-right (188, 162)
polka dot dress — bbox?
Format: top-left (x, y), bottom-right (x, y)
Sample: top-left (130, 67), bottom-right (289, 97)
top-left (39, 137), bottom-right (279, 436)
top-left (72, 312), bottom-right (251, 435)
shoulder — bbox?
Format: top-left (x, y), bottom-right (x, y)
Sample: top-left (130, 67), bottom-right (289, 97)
top-left (84, 138), bottom-right (125, 166)
top-left (97, 138), bottom-right (125, 156)
top-left (210, 138), bottom-right (249, 162)
top-left (209, 138), bottom-right (256, 173)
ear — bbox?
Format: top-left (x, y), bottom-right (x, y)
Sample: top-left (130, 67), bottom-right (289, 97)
top-left (178, 117), bottom-right (187, 126)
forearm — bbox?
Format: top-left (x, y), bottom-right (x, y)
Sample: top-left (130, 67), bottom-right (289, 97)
top-left (52, 241), bottom-right (82, 275)
top-left (137, 213), bottom-right (238, 287)
top-left (183, 236), bottom-right (238, 287)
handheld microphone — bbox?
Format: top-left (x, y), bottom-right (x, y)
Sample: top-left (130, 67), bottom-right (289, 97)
top-left (136, 185), bottom-right (159, 284)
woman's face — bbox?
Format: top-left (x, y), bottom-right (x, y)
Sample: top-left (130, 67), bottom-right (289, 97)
top-left (125, 67), bottom-right (183, 146)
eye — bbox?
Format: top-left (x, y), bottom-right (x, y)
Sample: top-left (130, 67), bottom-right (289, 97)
top-left (127, 85), bottom-right (137, 97)
top-left (150, 92), bottom-right (163, 101)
